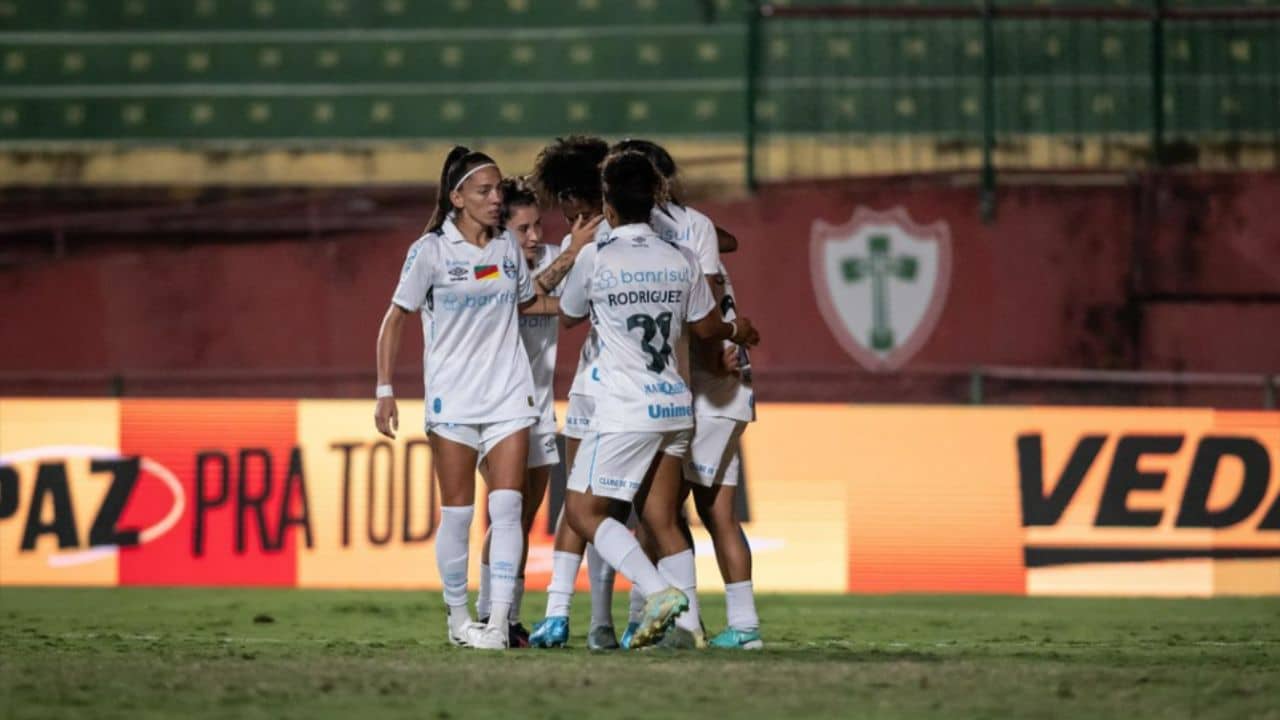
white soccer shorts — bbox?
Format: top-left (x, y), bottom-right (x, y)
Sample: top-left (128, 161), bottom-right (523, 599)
top-left (566, 429), bottom-right (692, 502)
top-left (428, 417), bottom-right (536, 461)
top-left (562, 393), bottom-right (595, 440)
top-left (683, 416), bottom-right (747, 488)
top-left (527, 431), bottom-right (560, 469)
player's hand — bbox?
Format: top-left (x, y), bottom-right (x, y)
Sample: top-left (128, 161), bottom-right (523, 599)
top-left (567, 213), bottom-right (603, 253)
top-left (722, 344), bottom-right (742, 374)
top-left (374, 397), bottom-right (399, 439)
top-left (731, 317), bottom-right (760, 347)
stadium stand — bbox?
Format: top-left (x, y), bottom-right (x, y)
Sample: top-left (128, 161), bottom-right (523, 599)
top-left (1, 0), bottom-right (1274, 181)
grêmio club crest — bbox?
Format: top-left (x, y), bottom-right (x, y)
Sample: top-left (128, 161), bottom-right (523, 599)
top-left (810, 206), bottom-right (952, 372)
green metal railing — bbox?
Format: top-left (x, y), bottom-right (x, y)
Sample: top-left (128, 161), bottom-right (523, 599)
top-left (745, 1), bottom-right (1280, 202)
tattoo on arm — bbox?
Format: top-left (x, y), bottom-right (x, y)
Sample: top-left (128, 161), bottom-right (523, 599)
top-left (534, 251), bottom-right (576, 294)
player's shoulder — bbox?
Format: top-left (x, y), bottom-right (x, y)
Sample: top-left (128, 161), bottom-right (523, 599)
top-left (401, 231), bottom-right (442, 272)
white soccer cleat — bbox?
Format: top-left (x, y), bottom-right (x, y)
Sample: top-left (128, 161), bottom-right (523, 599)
top-left (465, 623), bottom-right (510, 650)
top-left (447, 619), bottom-right (478, 647)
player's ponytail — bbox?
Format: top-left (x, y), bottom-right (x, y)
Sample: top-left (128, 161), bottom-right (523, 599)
top-left (425, 146), bottom-right (499, 235)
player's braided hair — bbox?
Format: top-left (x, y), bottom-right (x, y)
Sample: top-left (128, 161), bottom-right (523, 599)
top-left (601, 150), bottom-right (669, 225)
top-left (498, 175), bottom-right (538, 225)
top-left (530, 135), bottom-right (609, 209)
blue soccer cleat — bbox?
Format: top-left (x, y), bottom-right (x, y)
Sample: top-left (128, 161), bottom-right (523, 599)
top-left (708, 627), bottom-right (764, 650)
top-left (528, 616), bottom-right (570, 648)
top-left (620, 622), bottom-right (640, 649)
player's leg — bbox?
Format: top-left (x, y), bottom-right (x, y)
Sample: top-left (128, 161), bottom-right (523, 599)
top-left (639, 434), bottom-right (704, 649)
top-left (688, 419), bottom-right (761, 649)
top-left (509, 456), bottom-right (552, 647)
top-left (564, 432), bottom-right (688, 650)
top-left (530, 434), bottom-right (584, 648)
top-left (428, 427), bottom-right (482, 647)
top-left (466, 421), bottom-right (531, 650)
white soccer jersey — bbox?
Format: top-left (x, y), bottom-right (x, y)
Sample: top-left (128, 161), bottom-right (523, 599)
top-left (561, 218), bottom-right (613, 399)
top-left (519, 242), bottom-right (563, 434)
top-left (692, 261), bottom-right (755, 423)
top-left (650, 202), bottom-right (720, 277)
top-left (560, 223), bottom-right (717, 433)
top-left (391, 217), bottom-right (538, 426)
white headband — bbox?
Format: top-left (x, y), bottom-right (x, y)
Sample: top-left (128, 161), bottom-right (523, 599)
top-left (452, 162), bottom-right (497, 192)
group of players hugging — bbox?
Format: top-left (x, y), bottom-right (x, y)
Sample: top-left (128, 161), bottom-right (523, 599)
top-left (374, 137), bottom-right (761, 651)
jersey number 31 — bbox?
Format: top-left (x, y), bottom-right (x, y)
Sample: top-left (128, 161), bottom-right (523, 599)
top-left (627, 312), bottom-right (673, 372)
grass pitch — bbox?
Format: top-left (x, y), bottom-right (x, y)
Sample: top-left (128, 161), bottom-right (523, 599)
top-left (1, 589), bottom-right (1277, 719)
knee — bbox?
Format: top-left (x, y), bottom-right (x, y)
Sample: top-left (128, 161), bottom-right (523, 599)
top-left (488, 489), bottom-right (522, 529)
top-left (440, 504), bottom-right (474, 538)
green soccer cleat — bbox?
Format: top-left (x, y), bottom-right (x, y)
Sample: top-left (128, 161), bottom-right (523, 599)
top-left (620, 621), bottom-right (640, 649)
top-left (709, 627), bottom-right (764, 650)
top-left (628, 587), bottom-right (688, 650)
top-left (586, 624), bottom-right (620, 650)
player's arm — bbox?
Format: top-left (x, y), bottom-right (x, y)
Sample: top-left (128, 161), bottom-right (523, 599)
top-left (533, 214), bottom-right (601, 294)
top-left (374, 303), bottom-right (412, 438)
top-left (716, 224), bottom-right (738, 254)
top-left (691, 272), bottom-right (731, 373)
top-left (520, 294), bottom-right (560, 315)
top-left (558, 243), bottom-right (595, 329)
top-left (688, 273), bottom-right (759, 345)
top-left (376, 240), bottom-right (433, 439)
top-left (691, 309), bottom-right (758, 346)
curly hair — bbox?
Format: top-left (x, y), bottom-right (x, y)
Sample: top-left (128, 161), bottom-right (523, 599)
top-left (530, 135), bottom-right (609, 208)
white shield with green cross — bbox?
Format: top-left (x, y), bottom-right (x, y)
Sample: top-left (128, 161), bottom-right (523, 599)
top-left (810, 206), bottom-right (953, 372)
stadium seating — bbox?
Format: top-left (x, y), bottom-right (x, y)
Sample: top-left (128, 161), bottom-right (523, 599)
top-left (0, 0), bottom-right (1273, 166)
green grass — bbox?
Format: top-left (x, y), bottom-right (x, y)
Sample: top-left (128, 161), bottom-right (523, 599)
top-left (1, 589), bottom-right (1277, 720)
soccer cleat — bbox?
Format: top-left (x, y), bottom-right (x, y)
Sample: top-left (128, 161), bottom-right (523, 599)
top-left (447, 619), bottom-right (478, 648)
top-left (586, 624), bottom-right (620, 650)
top-left (620, 622), bottom-right (640, 650)
top-left (652, 625), bottom-right (703, 650)
top-left (628, 587), bottom-right (689, 650)
top-left (466, 623), bottom-right (509, 650)
top-left (708, 627), bottom-right (764, 650)
top-left (528, 616), bottom-right (570, 648)
top-left (509, 622), bottom-right (531, 649)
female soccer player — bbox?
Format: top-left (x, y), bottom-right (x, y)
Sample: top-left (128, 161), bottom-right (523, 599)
top-left (607, 139), bottom-right (761, 649)
top-left (373, 147), bottom-right (539, 650)
top-left (559, 150), bottom-right (760, 649)
top-left (524, 137), bottom-right (629, 650)
top-left (474, 176), bottom-right (596, 647)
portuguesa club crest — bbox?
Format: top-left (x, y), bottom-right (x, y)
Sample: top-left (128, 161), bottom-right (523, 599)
top-left (810, 206), bottom-right (952, 372)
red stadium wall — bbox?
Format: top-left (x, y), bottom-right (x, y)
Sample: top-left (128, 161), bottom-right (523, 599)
top-left (2, 173), bottom-right (1277, 401)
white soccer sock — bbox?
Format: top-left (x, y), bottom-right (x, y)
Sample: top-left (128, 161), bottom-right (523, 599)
top-left (593, 518), bottom-right (667, 597)
top-left (725, 580), bottom-right (759, 631)
top-left (486, 489), bottom-right (523, 630)
top-left (628, 584), bottom-right (645, 624)
top-left (545, 551), bottom-right (582, 618)
top-left (437, 505), bottom-right (474, 611)
top-left (509, 577), bottom-right (525, 624)
top-left (658, 549), bottom-right (700, 633)
top-left (447, 604), bottom-right (473, 635)
top-left (476, 561), bottom-right (491, 620)
top-left (586, 543), bottom-right (617, 628)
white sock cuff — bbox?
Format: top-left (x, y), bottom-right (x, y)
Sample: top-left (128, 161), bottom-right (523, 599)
top-left (440, 504), bottom-right (475, 528)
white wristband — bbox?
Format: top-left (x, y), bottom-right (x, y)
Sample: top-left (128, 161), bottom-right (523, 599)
top-left (727, 319), bottom-right (739, 342)
top-left (375, 384), bottom-right (394, 399)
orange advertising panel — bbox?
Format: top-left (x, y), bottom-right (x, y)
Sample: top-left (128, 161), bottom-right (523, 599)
top-left (1, 399), bottom-right (1276, 595)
